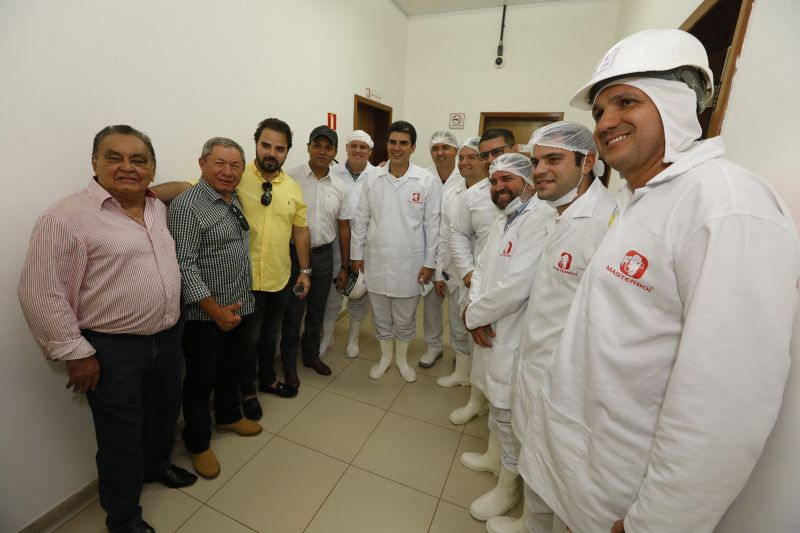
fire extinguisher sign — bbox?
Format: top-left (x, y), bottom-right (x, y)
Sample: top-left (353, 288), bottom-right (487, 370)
top-left (327, 113), bottom-right (337, 130)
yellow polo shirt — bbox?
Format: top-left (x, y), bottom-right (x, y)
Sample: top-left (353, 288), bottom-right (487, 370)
top-left (238, 161), bottom-right (308, 292)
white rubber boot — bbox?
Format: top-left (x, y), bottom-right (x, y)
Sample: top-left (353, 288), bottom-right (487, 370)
top-left (469, 465), bottom-right (520, 521)
top-left (345, 319), bottom-right (361, 358)
top-left (319, 318), bottom-right (336, 356)
top-left (449, 385), bottom-right (489, 425)
top-left (395, 339), bottom-right (417, 382)
top-left (486, 513), bottom-right (525, 533)
top-left (369, 339), bottom-right (393, 379)
top-left (436, 351), bottom-right (470, 387)
top-left (418, 346), bottom-right (443, 368)
top-left (460, 430), bottom-right (501, 475)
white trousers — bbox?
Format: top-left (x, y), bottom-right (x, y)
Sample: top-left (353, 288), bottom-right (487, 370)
top-left (422, 289), bottom-right (443, 351)
top-left (524, 484), bottom-right (570, 533)
top-left (368, 293), bottom-right (419, 342)
top-left (445, 286), bottom-right (470, 354)
top-left (488, 405), bottom-right (520, 474)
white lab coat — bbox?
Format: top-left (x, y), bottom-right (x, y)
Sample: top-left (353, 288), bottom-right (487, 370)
top-left (466, 198), bottom-right (553, 408)
top-left (511, 178), bottom-right (616, 442)
top-left (517, 138), bottom-right (800, 533)
top-left (449, 178), bottom-right (502, 280)
top-left (329, 161), bottom-right (374, 271)
top-left (435, 175), bottom-right (466, 292)
top-left (350, 162), bottom-right (442, 298)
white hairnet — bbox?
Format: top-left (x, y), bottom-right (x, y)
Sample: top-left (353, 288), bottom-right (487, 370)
top-left (529, 121), bottom-right (604, 176)
top-left (489, 153), bottom-right (533, 184)
top-left (459, 136), bottom-right (481, 154)
top-left (429, 130), bottom-right (458, 149)
top-left (600, 77), bottom-right (701, 164)
top-left (347, 130), bottom-right (374, 149)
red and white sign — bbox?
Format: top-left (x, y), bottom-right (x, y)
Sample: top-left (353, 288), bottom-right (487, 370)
top-left (327, 113), bottom-right (337, 130)
top-left (500, 240), bottom-right (514, 257)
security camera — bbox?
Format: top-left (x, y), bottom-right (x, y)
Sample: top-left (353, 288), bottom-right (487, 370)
top-left (494, 56), bottom-right (505, 68)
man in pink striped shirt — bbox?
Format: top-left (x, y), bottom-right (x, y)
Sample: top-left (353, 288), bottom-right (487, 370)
top-left (18, 125), bottom-right (195, 533)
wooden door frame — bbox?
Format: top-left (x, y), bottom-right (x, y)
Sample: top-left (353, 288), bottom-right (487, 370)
top-left (478, 112), bottom-right (564, 134)
top-left (353, 95), bottom-right (392, 127)
top-left (681, 0), bottom-right (753, 137)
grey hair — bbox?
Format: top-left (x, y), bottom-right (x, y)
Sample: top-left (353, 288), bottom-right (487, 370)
top-left (200, 137), bottom-right (246, 163)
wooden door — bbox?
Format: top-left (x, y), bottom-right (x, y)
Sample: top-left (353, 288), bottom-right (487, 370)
top-left (354, 95), bottom-right (392, 165)
top-left (479, 112), bottom-right (563, 154)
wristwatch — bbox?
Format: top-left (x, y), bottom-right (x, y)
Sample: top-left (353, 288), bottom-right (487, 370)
top-left (300, 268), bottom-right (312, 275)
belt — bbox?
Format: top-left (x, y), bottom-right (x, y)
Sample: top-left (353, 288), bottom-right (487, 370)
top-left (311, 242), bottom-right (333, 255)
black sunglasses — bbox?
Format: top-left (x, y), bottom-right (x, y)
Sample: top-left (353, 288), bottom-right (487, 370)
top-left (261, 182), bottom-right (273, 206)
top-left (229, 204), bottom-right (249, 231)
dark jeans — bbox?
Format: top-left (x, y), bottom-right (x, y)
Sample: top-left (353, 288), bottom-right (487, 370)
top-left (240, 280), bottom-right (292, 395)
top-left (281, 243), bottom-right (334, 364)
top-left (181, 316), bottom-right (252, 453)
top-left (83, 323), bottom-right (183, 533)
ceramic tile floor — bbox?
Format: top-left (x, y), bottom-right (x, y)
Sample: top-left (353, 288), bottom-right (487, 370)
top-left (51, 305), bottom-right (522, 532)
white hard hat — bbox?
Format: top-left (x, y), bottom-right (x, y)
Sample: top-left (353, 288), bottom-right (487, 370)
top-left (339, 270), bottom-right (367, 299)
top-left (570, 29), bottom-right (714, 113)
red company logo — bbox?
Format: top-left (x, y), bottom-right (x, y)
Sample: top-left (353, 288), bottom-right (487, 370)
top-left (500, 241), bottom-right (514, 257)
top-left (619, 250), bottom-right (648, 279)
top-left (558, 252), bottom-right (572, 270)
top-left (410, 192), bottom-right (422, 203)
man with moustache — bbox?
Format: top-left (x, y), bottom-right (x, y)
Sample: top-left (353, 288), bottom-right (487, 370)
top-left (462, 153), bottom-right (552, 524)
top-left (281, 126), bottom-right (352, 381)
top-left (320, 130), bottom-right (375, 358)
top-left (168, 137), bottom-right (263, 480)
top-left (518, 30), bottom-right (800, 533)
top-left (19, 125), bottom-right (195, 533)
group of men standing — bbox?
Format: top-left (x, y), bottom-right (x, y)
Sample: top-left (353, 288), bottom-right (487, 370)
top-left (17, 28), bottom-right (799, 533)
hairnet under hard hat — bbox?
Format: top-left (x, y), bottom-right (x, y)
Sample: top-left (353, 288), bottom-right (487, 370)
top-left (459, 136), bottom-right (481, 154)
top-left (489, 153), bottom-right (533, 185)
top-left (529, 121), bottom-right (605, 176)
top-left (429, 130), bottom-right (458, 149)
top-left (347, 130), bottom-right (374, 149)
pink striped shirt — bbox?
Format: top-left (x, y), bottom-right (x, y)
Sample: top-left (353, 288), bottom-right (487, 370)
top-left (18, 179), bottom-right (181, 361)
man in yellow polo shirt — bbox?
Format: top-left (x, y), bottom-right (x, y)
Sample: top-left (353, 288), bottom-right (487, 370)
top-left (238, 118), bottom-right (311, 419)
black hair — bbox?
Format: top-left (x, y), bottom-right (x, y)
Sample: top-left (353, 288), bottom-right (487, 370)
top-left (387, 120), bottom-right (417, 145)
top-left (92, 125), bottom-right (156, 167)
top-left (253, 117), bottom-right (293, 150)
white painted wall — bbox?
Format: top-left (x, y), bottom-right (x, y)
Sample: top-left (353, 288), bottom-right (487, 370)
top-left (0, 1), bottom-right (406, 530)
top-left (403, 0), bottom-right (620, 166)
top-left (600, 1), bottom-right (800, 531)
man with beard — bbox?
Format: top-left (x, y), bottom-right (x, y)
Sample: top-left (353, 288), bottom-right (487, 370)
top-left (462, 153), bottom-right (552, 524)
top-left (237, 118), bottom-right (311, 418)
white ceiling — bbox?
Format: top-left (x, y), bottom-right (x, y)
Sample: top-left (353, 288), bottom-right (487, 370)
top-left (393, 0), bottom-right (558, 17)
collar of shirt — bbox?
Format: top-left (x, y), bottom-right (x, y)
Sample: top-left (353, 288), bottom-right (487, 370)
top-left (196, 176), bottom-right (240, 205)
top-left (558, 178), bottom-right (608, 221)
top-left (86, 177), bottom-right (156, 210)
top-left (378, 162), bottom-right (423, 181)
top-left (504, 196), bottom-right (534, 232)
top-left (303, 162), bottom-right (331, 182)
top-left (249, 160), bottom-right (287, 185)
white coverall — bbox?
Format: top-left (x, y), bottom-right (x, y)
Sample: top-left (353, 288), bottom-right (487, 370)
top-left (517, 137), bottom-right (800, 533)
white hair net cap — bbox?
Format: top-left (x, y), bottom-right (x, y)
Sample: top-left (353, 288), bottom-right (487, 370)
top-left (429, 130), bottom-right (458, 149)
top-left (489, 153), bottom-right (533, 184)
top-left (347, 130), bottom-right (374, 149)
top-left (459, 136), bottom-right (481, 153)
top-left (529, 121), bottom-right (605, 176)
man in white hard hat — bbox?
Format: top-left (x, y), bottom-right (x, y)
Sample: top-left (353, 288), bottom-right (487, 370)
top-left (517, 29), bottom-right (799, 533)
top-left (418, 130), bottom-right (462, 369)
top-left (484, 122), bottom-right (615, 533)
top-left (433, 137), bottom-right (482, 388)
top-left (319, 131), bottom-right (375, 359)
top-left (351, 121), bottom-right (442, 383)
top-left (462, 153), bottom-right (553, 524)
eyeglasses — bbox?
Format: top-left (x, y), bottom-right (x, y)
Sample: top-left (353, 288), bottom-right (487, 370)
top-left (478, 145), bottom-right (514, 161)
top-left (229, 204), bottom-right (249, 231)
top-left (261, 182), bottom-right (272, 206)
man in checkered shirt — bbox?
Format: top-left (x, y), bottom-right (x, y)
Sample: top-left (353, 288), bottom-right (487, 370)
top-left (167, 137), bottom-right (263, 480)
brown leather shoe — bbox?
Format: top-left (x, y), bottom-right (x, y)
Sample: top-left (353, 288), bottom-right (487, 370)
top-left (303, 357), bottom-right (332, 376)
top-left (284, 366), bottom-right (301, 388)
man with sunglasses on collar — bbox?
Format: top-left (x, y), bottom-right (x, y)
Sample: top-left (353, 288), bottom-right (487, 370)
top-left (167, 137), bottom-right (263, 481)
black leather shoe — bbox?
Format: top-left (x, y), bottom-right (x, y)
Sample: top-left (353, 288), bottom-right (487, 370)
top-left (303, 357), bottom-right (332, 376)
top-left (242, 396), bottom-right (263, 421)
top-left (144, 464), bottom-right (197, 488)
top-left (130, 521), bottom-right (156, 533)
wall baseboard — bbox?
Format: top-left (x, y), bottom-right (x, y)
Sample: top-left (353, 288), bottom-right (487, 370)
top-left (19, 479), bottom-right (98, 533)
